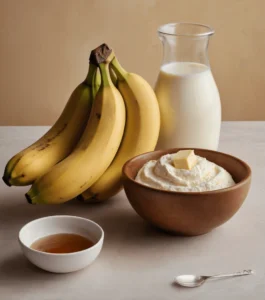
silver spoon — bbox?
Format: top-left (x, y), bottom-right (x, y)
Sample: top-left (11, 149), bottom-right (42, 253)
top-left (175, 269), bottom-right (254, 288)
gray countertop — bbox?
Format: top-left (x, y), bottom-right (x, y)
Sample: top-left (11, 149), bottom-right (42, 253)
top-left (0, 122), bottom-right (264, 299)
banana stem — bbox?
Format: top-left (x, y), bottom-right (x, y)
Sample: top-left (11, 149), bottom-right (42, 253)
top-left (110, 57), bottom-right (128, 81)
top-left (92, 68), bottom-right (101, 99)
top-left (110, 66), bottom-right (118, 86)
top-left (99, 62), bottom-right (113, 87)
top-left (84, 63), bottom-right (98, 86)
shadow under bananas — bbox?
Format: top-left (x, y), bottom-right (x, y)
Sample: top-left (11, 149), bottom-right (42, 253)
top-left (0, 194), bottom-right (78, 231)
top-left (1, 190), bottom-right (213, 250)
top-left (0, 185), bottom-right (113, 228)
top-left (1, 188), bottom-right (219, 279)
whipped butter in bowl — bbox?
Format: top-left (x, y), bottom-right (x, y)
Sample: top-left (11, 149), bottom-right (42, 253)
top-left (123, 148), bottom-right (251, 235)
top-left (135, 150), bottom-right (235, 192)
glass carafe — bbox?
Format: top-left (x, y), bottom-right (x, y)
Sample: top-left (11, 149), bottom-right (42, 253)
top-left (155, 23), bottom-right (221, 150)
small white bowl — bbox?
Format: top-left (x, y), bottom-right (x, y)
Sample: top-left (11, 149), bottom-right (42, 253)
top-left (19, 215), bottom-right (104, 273)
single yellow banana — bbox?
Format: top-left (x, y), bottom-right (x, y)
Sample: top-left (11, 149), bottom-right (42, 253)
top-left (2, 63), bottom-right (100, 186)
top-left (79, 56), bottom-right (160, 202)
top-left (26, 49), bottom-right (126, 204)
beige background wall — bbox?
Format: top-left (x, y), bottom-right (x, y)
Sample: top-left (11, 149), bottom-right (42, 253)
top-left (0, 0), bottom-right (265, 125)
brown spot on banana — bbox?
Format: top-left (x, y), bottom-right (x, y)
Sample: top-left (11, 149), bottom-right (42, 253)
top-left (29, 123), bottom-right (67, 151)
top-left (46, 123), bottom-right (68, 142)
top-left (38, 143), bottom-right (50, 151)
top-left (79, 182), bottom-right (88, 189)
top-left (31, 123), bottom-right (68, 152)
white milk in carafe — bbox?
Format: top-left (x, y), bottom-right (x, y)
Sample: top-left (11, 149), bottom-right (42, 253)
top-left (155, 62), bottom-right (221, 150)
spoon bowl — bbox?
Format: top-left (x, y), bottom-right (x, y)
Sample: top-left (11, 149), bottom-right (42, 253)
top-left (174, 270), bottom-right (254, 288)
top-left (175, 275), bottom-right (207, 287)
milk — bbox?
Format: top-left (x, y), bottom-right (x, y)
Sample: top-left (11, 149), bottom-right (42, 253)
top-left (155, 62), bottom-right (221, 150)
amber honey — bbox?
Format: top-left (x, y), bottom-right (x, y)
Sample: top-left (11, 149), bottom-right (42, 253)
top-left (31, 233), bottom-right (94, 254)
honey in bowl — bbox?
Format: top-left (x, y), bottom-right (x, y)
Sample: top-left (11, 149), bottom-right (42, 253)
top-left (31, 233), bottom-right (94, 254)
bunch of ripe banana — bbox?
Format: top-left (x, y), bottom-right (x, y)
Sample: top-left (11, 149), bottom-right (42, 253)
top-left (2, 44), bottom-right (160, 204)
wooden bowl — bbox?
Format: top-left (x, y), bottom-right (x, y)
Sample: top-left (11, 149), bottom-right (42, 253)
top-left (122, 148), bottom-right (251, 236)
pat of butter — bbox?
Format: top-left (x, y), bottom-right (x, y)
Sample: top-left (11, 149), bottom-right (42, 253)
top-left (172, 150), bottom-right (197, 170)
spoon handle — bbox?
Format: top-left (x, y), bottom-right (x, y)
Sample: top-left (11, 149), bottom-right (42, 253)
top-left (209, 269), bottom-right (254, 280)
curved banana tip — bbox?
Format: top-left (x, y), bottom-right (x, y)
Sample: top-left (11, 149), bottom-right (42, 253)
top-left (25, 193), bottom-right (34, 205)
top-left (2, 176), bottom-right (11, 187)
